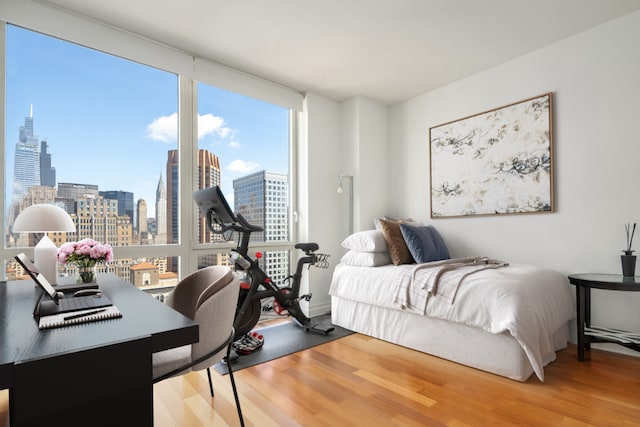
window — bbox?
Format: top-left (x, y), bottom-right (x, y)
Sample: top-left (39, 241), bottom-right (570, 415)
top-left (3, 25), bottom-right (178, 289)
top-left (1, 19), bottom-right (297, 296)
top-left (196, 83), bottom-right (292, 281)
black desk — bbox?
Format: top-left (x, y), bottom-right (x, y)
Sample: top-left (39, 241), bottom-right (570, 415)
top-left (0, 274), bottom-right (198, 427)
top-left (568, 274), bottom-right (640, 361)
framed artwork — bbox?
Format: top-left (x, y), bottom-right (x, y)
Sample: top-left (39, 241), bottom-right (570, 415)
top-left (429, 93), bottom-right (554, 218)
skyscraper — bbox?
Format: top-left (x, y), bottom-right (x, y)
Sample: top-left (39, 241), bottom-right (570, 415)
top-left (234, 171), bottom-right (289, 283)
top-left (196, 149), bottom-right (221, 244)
top-left (100, 190), bottom-right (134, 224)
top-left (166, 150), bottom-right (178, 245)
top-left (166, 148), bottom-right (222, 245)
top-left (155, 173), bottom-right (167, 244)
top-left (57, 182), bottom-right (99, 215)
top-left (137, 199), bottom-right (148, 235)
top-left (234, 171), bottom-right (289, 242)
top-left (12, 110), bottom-right (41, 207)
top-left (39, 140), bottom-right (56, 187)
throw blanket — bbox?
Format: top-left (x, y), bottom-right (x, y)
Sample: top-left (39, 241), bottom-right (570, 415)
top-left (393, 257), bottom-right (509, 312)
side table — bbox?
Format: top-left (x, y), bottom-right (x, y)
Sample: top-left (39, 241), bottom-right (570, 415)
top-left (568, 274), bottom-right (640, 361)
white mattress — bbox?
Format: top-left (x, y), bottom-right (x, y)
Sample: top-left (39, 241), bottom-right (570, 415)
top-left (329, 263), bottom-right (574, 381)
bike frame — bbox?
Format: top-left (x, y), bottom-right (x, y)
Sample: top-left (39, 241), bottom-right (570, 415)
top-left (232, 213), bottom-right (317, 333)
top-left (194, 185), bottom-right (332, 337)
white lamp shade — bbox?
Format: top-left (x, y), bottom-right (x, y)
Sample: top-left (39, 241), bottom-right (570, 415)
top-left (13, 204), bottom-right (75, 286)
top-left (12, 204), bottom-right (76, 233)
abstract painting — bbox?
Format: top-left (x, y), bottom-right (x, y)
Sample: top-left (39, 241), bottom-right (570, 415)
top-left (429, 93), bottom-right (553, 218)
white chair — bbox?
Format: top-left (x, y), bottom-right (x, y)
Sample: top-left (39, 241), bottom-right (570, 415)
top-left (152, 266), bottom-right (243, 425)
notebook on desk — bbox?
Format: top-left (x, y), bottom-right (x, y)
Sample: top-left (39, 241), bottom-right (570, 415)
top-left (15, 253), bottom-right (114, 317)
top-left (39, 306), bottom-right (123, 329)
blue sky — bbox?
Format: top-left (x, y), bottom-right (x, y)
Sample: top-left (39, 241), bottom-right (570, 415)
top-left (5, 24), bottom-right (289, 217)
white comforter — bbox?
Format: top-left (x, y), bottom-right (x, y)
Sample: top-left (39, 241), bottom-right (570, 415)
top-left (329, 262), bottom-right (575, 380)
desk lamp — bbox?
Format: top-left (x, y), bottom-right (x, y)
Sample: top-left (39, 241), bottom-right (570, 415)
top-left (12, 204), bottom-right (76, 285)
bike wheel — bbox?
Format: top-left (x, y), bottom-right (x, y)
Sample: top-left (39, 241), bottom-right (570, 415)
top-left (234, 298), bottom-right (261, 339)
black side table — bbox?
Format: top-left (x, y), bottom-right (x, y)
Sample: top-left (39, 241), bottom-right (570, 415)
top-left (568, 274), bottom-right (640, 361)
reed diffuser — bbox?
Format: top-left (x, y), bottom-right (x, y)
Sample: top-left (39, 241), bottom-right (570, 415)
top-left (624, 222), bottom-right (636, 255)
top-left (622, 223), bottom-right (637, 277)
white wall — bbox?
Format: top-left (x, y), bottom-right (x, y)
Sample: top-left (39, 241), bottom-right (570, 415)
top-left (341, 97), bottom-right (390, 233)
top-left (305, 95), bottom-right (389, 315)
top-left (302, 92), bottom-right (343, 316)
top-left (387, 10), bottom-right (640, 352)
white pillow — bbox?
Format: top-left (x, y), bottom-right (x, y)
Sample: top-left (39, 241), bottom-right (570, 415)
top-left (340, 250), bottom-right (392, 267)
top-left (341, 230), bottom-right (388, 252)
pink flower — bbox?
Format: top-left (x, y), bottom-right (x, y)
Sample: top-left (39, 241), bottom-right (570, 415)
top-left (57, 239), bottom-right (114, 266)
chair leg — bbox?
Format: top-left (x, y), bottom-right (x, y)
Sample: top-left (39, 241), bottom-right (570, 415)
top-left (207, 367), bottom-right (214, 397)
top-left (226, 341), bottom-right (245, 427)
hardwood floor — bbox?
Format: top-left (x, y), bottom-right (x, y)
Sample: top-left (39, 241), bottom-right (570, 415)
top-left (1, 333), bottom-right (639, 426)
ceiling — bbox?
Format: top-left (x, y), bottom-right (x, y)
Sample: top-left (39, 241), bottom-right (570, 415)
top-left (42, 0), bottom-right (640, 105)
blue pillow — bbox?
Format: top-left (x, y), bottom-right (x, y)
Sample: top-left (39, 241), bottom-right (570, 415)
top-left (400, 223), bottom-right (450, 263)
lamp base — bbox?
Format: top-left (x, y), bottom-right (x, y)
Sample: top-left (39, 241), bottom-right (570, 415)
top-left (34, 234), bottom-right (59, 285)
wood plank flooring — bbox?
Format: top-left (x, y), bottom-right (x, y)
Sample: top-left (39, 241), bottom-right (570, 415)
top-left (1, 333), bottom-right (639, 426)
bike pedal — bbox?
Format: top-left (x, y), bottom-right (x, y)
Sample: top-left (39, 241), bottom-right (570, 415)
top-left (299, 293), bottom-right (312, 301)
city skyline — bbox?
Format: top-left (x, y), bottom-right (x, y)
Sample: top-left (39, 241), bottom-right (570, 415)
top-left (4, 24), bottom-right (290, 218)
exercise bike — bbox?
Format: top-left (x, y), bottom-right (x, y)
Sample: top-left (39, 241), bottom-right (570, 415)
top-left (193, 186), bottom-right (334, 340)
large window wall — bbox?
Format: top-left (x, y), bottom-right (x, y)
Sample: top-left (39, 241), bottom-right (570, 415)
top-left (0, 1), bottom-right (303, 294)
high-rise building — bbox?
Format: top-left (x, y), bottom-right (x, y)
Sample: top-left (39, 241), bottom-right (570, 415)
top-left (137, 199), bottom-right (148, 233)
top-left (57, 182), bottom-right (99, 215)
top-left (39, 140), bottom-right (56, 187)
top-left (11, 110), bottom-right (41, 211)
top-left (196, 149), bottom-right (222, 244)
top-left (100, 190), bottom-right (134, 225)
top-left (166, 149), bottom-right (224, 269)
top-left (166, 150), bottom-right (178, 245)
top-left (234, 171), bottom-right (289, 241)
top-left (74, 195), bottom-right (132, 247)
top-left (155, 173), bottom-right (167, 244)
top-left (137, 199), bottom-right (150, 243)
top-left (234, 171), bottom-right (289, 284)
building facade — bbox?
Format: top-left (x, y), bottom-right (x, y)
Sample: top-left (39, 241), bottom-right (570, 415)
top-left (155, 173), bottom-right (167, 245)
top-left (233, 170), bottom-right (289, 284)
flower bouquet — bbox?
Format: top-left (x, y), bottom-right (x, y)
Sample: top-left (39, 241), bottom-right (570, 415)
top-left (58, 238), bottom-right (114, 283)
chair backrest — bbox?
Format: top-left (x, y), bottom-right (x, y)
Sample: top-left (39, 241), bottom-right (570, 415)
top-left (167, 266), bottom-right (240, 371)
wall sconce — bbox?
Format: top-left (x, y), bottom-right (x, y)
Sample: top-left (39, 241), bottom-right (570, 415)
top-left (12, 204), bottom-right (76, 285)
top-left (337, 174), bottom-right (353, 235)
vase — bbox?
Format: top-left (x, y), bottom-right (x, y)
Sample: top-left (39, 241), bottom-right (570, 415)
top-left (621, 252), bottom-right (636, 277)
top-left (77, 265), bottom-right (97, 283)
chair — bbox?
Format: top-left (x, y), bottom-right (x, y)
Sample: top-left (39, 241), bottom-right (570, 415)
top-left (152, 266), bottom-right (244, 425)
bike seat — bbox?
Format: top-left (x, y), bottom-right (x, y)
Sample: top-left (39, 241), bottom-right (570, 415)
top-left (295, 242), bottom-right (319, 253)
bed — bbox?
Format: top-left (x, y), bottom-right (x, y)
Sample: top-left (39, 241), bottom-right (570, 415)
top-left (329, 224), bottom-right (575, 382)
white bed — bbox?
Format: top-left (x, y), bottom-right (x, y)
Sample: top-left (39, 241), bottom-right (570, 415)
top-left (329, 261), bottom-right (575, 381)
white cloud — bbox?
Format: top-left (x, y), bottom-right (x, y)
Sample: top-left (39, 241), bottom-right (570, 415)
top-left (228, 159), bottom-right (260, 173)
top-left (147, 112), bottom-right (177, 142)
top-left (147, 113), bottom-right (232, 142)
top-left (198, 113), bottom-right (232, 139)
top-left (229, 140), bottom-right (241, 148)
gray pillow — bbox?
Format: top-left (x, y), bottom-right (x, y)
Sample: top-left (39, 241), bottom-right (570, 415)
top-left (400, 223), bottom-right (450, 263)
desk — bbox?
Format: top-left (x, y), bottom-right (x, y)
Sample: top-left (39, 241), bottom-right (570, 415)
top-left (568, 274), bottom-right (640, 361)
top-left (0, 273), bottom-right (198, 427)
